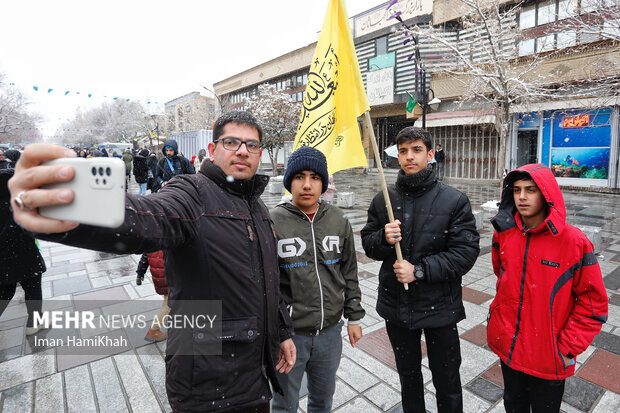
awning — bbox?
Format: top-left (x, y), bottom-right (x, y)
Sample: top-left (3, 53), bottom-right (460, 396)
top-left (414, 112), bottom-right (496, 128)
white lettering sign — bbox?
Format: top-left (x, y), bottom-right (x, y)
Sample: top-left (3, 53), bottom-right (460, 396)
top-left (354, 0), bottom-right (432, 38)
top-left (366, 68), bottom-right (394, 106)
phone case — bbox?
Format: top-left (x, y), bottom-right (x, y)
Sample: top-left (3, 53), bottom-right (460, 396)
top-left (40, 158), bottom-right (126, 228)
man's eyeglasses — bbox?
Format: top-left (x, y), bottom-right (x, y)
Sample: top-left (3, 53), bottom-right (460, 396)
top-left (213, 137), bottom-right (262, 154)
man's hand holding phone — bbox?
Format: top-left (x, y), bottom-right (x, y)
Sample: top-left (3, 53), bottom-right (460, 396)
top-left (9, 144), bottom-right (80, 233)
top-left (9, 144), bottom-right (127, 232)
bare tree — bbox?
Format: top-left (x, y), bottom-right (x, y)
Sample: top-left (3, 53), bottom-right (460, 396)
top-left (389, 0), bottom-right (619, 183)
top-left (245, 84), bottom-right (301, 176)
top-left (58, 100), bottom-right (151, 147)
top-left (0, 72), bottom-right (42, 143)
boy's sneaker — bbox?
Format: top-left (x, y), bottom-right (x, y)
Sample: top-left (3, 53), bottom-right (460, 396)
top-left (145, 328), bottom-right (167, 342)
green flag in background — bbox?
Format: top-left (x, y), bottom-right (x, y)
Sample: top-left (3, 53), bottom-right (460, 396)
top-left (406, 94), bottom-right (418, 113)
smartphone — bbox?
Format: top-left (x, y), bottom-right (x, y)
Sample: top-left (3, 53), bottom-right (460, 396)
top-left (39, 158), bottom-right (126, 228)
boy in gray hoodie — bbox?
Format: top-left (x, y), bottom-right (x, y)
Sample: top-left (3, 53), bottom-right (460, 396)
top-left (270, 146), bottom-right (365, 413)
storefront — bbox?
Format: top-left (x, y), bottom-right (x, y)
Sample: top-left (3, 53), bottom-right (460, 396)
top-left (513, 106), bottom-right (619, 189)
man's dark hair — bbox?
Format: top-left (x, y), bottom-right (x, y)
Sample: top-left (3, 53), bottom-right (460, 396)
top-left (396, 126), bottom-right (433, 151)
top-left (213, 111), bottom-right (263, 142)
top-left (437, 144), bottom-right (442, 149)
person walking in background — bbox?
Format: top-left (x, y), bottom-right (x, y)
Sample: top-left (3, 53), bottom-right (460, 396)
top-left (155, 139), bottom-right (194, 188)
top-left (361, 127), bottom-right (479, 413)
top-left (0, 165), bottom-right (47, 336)
top-left (122, 149), bottom-right (133, 192)
top-left (194, 148), bottom-right (207, 172)
top-left (146, 152), bottom-right (159, 193)
top-left (435, 144), bottom-right (445, 181)
top-left (132, 149), bottom-right (150, 196)
top-left (271, 146), bottom-right (364, 413)
top-left (135, 251), bottom-right (170, 342)
top-left (488, 164), bottom-right (608, 412)
top-left (322, 174), bottom-right (336, 205)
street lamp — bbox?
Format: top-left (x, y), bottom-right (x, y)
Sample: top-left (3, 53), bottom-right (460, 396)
top-left (392, 15), bottom-right (441, 129)
top-left (200, 85), bottom-right (224, 114)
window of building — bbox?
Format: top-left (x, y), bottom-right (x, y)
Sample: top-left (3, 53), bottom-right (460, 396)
top-left (557, 0), bottom-right (577, 20)
top-left (580, 28), bottom-right (600, 44)
top-left (536, 33), bottom-right (556, 52)
top-left (537, 0), bottom-right (556, 25)
top-left (303, 73), bottom-right (308, 85)
top-left (557, 30), bottom-right (577, 48)
top-left (518, 38), bottom-right (536, 55)
top-left (297, 75), bottom-right (303, 86)
top-left (519, 4), bottom-right (536, 29)
top-left (376, 36), bottom-right (388, 55)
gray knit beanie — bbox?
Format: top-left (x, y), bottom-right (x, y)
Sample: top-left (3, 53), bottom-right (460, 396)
top-left (283, 146), bottom-right (329, 193)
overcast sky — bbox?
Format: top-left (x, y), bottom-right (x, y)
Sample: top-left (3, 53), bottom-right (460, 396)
top-left (0, 0), bottom-right (384, 137)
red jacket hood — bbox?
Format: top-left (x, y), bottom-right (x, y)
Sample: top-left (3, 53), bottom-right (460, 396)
top-left (492, 164), bottom-right (566, 236)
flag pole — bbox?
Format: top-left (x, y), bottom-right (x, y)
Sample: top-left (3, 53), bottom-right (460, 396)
top-left (363, 111), bottom-right (408, 291)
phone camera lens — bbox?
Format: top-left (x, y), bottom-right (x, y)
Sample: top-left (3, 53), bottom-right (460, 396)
top-left (91, 167), bottom-right (97, 176)
top-left (99, 167), bottom-right (104, 176)
top-left (96, 178), bottom-right (99, 184)
top-left (106, 167), bottom-right (111, 176)
top-left (103, 179), bottom-right (107, 185)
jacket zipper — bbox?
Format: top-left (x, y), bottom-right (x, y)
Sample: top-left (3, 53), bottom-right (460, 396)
top-left (245, 196), bottom-right (267, 378)
top-left (507, 232), bottom-right (531, 365)
top-left (308, 214), bottom-right (325, 334)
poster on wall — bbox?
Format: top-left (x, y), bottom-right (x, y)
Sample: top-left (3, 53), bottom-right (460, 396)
top-left (550, 147), bottom-right (610, 179)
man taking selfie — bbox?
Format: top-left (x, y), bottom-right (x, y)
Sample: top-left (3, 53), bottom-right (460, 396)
top-left (8, 111), bottom-right (296, 413)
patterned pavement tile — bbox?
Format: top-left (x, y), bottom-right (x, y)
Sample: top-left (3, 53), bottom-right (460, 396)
top-left (577, 349), bottom-right (620, 394)
top-left (563, 376), bottom-right (605, 411)
top-left (591, 331), bottom-right (620, 356)
top-left (481, 362), bottom-right (504, 388)
top-left (461, 324), bottom-right (488, 347)
top-left (355, 327), bottom-right (401, 371)
top-left (465, 377), bottom-right (503, 403)
top-left (462, 287), bottom-right (494, 305)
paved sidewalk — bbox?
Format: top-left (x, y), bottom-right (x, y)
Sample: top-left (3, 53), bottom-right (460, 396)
top-left (0, 170), bottom-right (619, 412)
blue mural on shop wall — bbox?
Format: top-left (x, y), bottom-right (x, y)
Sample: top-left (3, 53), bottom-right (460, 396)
top-left (551, 108), bottom-right (611, 148)
top-left (550, 108), bottom-right (612, 179)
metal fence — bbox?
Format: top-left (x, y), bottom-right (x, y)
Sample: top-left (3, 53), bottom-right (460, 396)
top-left (430, 124), bottom-right (500, 180)
top-left (169, 129), bottom-right (213, 159)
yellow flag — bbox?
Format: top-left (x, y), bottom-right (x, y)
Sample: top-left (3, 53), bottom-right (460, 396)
top-left (293, 0), bottom-right (370, 174)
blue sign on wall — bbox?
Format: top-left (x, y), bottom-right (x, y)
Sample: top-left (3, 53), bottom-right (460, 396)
top-left (551, 108), bottom-right (611, 148)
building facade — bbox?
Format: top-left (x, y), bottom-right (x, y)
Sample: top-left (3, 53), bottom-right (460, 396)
top-left (164, 92), bottom-right (216, 135)
top-left (212, 0), bottom-right (619, 188)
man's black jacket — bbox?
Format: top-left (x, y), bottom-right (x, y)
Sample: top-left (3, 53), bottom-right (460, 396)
top-left (361, 168), bottom-right (480, 329)
top-left (37, 160), bottom-right (293, 412)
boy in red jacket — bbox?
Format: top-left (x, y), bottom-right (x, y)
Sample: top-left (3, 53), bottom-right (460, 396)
top-left (488, 164), bottom-right (608, 412)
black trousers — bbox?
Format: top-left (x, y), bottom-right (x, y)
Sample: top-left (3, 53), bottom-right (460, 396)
top-left (500, 361), bottom-right (565, 413)
top-left (0, 278), bottom-right (43, 327)
top-left (386, 321), bottom-right (463, 413)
